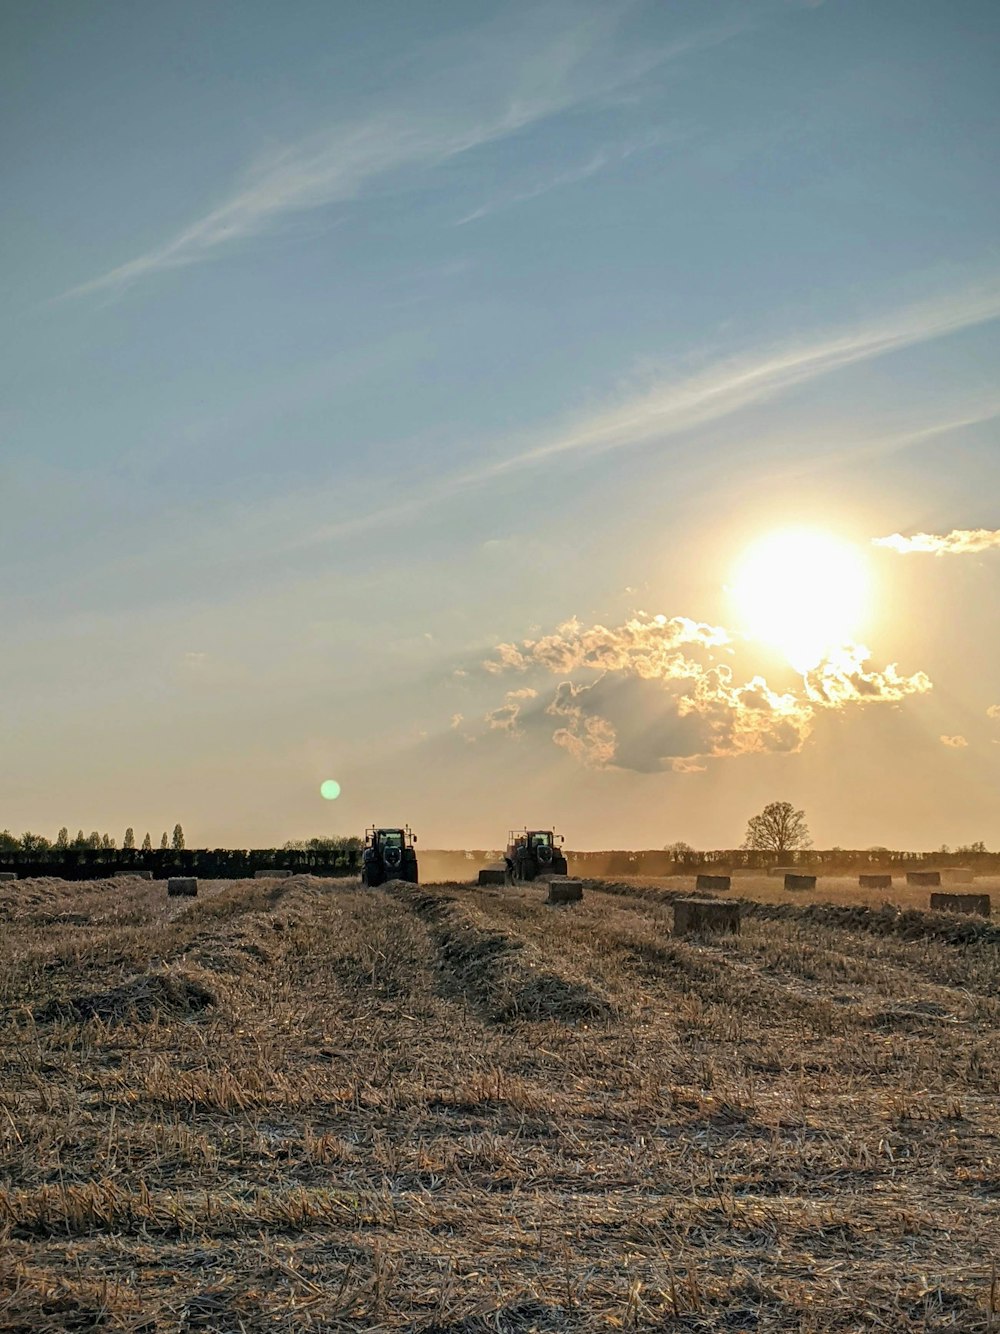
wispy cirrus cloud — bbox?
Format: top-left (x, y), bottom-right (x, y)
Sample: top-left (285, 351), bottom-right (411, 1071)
top-left (873, 528), bottom-right (1000, 556)
top-left (454, 128), bottom-right (680, 226)
top-left (478, 280), bottom-right (1000, 481)
top-left (63, 7), bottom-right (740, 301)
top-left (291, 277), bottom-right (1000, 553)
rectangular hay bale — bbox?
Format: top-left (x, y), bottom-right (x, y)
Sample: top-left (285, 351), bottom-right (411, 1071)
top-left (859, 874), bottom-right (892, 890)
top-left (546, 878), bottom-right (583, 905)
top-left (254, 869), bottom-right (292, 879)
top-left (478, 868), bottom-right (506, 886)
top-left (940, 867), bottom-right (974, 884)
top-left (784, 873), bottom-right (816, 891)
top-left (673, 898), bottom-right (740, 936)
top-left (167, 877), bottom-right (198, 897)
top-left (929, 892), bottom-right (991, 917)
top-left (0, 872), bottom-right (16, 882)
top-left (695, 873), bottom-right (731, 892)
top-left (906, 870), bottom-right (941, 887)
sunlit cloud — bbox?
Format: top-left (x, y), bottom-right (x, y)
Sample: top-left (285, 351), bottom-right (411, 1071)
top-left (547, 683), bottom-right (618, 767)
top-left (988, 705), bottom-right (1000, 719)
top-left (802, 644), bottom-right (932, 706)
top-left (940, 734), bottom-right (969, 748)
top-left (488, 613), bottom-right (729, 678)
top-left (485, 687), bottom-right (538, 735)
top-left (478, 613), bottom-right (932, 772)
top-left (873, 528), bottom-right (1000, 556)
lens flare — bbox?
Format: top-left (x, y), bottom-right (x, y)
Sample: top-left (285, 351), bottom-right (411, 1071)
top-left (730, 529), bottom-right (869, 672)
top-left (320, 779), bottom-right (341, 800)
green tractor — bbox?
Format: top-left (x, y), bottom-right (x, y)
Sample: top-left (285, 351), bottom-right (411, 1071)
top-left (361, 826), bottom-right (419, 887)
top-left (507, 828), bottom-right (568, 882)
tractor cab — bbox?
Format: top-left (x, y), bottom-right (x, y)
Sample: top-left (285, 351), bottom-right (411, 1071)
top-left (362, 825), bottom-right (419, 887)
top-left (506, 828), bottom-right (568, 881)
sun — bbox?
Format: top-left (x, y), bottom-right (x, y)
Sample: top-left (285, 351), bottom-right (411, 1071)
top-left (730, 529), bottom-right (869, 672)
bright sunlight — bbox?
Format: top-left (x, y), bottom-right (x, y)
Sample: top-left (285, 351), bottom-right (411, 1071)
top-left (730, 529), bottom-right (870, 672)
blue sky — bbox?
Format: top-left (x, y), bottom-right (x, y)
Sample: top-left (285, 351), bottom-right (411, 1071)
top-left (2, 0), bottom-right (999, 849)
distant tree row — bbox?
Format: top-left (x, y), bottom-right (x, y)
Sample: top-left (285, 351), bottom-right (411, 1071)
top-left (663, 802), bottom-right (994, 859)
top-left (0, 824), bottom-right (185, 853)
top-left (282, 835), bottom-right (363, 852)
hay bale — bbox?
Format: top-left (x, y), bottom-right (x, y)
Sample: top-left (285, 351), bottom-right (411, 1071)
top-left (167, 877), bottom-right (198, 898)
top-left (784, 873), bottom-right (816, 891)
top-left (940, 866), bottom-right (974, 884)
top-left (696, 873), bottom-right (731, 892)
top-left (929, 892), bottom-right (991, 917)
top-left (546, 878), bottom-right (583, 905)
top-left (906, 870), bottom-right (941, 887)
top-left (860, 874), bottom-right (892, 890)
top-left (674, 898), bottom-right (740, 936)
top-left (768, 866), bottom-right (797, 877)
top-left (254, 869), bottom-right (292, 879)
top-left (0, 871), bottom-right (16, 882)
top-left (478, 868), bottom-right (506, 886)
top-left (134, 870), bottom-right (153, 880)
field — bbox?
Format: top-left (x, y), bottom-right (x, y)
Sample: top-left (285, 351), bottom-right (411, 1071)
top-left (1, 873), bottom-right (998, 1332)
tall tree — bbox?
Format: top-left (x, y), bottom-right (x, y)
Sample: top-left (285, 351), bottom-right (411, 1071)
top-left (172, 824), bottom-right (185, 850)
top-left (55, 827), bottom-right (69, 849)
top-left (74, 829), bottom-right (87, 847)
top-left (160, 832), bottom-right (169, 849)
top-left (123, 827), bottom-right (135, 849)
top-left (21, 832), bottom-right (52, 853)
top-left (88, 831), bottom-right (102, 849)
top-left (743, 801), bottom-right (811, 857)
top-left (101, 833), bottom-right (115, 849)
top-left (0, 830), bottom-right (19, 851)
top-left (141, 832), bottom-right (152, 851)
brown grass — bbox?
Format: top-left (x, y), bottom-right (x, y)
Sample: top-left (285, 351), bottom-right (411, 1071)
top-left (0, 871), bottom-right (997, 1331)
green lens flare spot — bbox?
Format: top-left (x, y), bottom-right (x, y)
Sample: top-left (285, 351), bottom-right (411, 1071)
top-left (320, 779), bottom-right (341, 800)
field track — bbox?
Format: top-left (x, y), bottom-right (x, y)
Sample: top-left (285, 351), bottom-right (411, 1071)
top-left (1, 873), bottom-right (998, 1331)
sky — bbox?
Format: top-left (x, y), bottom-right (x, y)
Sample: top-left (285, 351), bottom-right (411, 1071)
top-left (2, 0), bottom-right (999, 851)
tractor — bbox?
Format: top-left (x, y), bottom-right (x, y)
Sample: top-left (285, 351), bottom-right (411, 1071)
top-left (507, 828), bottom-right (568, 881)
top-left (361, 826), bottom-right (419, 887)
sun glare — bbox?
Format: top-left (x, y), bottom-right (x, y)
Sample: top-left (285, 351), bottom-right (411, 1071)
top-left (730, 530), bottom-right (869, 672)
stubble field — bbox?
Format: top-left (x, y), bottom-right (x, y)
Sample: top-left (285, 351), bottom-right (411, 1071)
top-left (0, 872), bottom-right (997, 1332)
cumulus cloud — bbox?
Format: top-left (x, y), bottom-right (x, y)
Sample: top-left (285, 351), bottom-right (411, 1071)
top-left (488, 614), bottom-right (729, 679)
top-left (873, 529), bottom-right (1000, 555)
top-left (485, 688), bottom-right (537, 734)
top-left (677, 665), bottom-right (814, 759)
top-left (988, 705), bottom-right (1000, 719)
top-left (479, 613), bottom-right (932, 772)
top-left (802, 644), bottom-right (932, 705)
top-left (547, 682), bottom-right (618, 768)
top-left (940, 735), bottom-right (969, 748)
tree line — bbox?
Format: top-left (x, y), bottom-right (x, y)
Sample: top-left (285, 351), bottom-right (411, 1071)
top-left (0, 825), bottom-right (186, 853)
